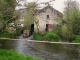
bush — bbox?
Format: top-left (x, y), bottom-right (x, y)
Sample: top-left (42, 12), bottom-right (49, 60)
top-left (33, 32), bottom-right (43, 40)
top-left (16, 27), bottom-right (23, 36)
top-left (44, 32), bottom-right (61, 42)
top-left (72, 35), bottom-right (80, 43)
top-left (0, 32), bottom-right (15, 38)
top-left (0, 49), bottom-right (43, 60)
top-left (33, 32), bottom-right (61, 42)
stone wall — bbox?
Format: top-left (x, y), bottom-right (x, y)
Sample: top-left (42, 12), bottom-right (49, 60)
top-left (34, 7), bottom-right (60, 32)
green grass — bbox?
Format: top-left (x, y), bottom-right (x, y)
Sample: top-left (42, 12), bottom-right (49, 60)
top-left (33, 32), bottom-right (44, 41)
top-left (33, 32), bottom-right (61, 42)
top-left (0, 49), bottom-right (43, 60)
top-left (16, 27), bottom-right (22, 36)
top-left (44, 32), bottom-right (61, 42)
top-left (0, 32), bottom-right (15, 38)
top-left (72, 35), bottom-right (80, 43)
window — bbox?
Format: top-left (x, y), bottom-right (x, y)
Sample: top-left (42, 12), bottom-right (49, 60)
top-left (47, 15), bottom-right (49, 19)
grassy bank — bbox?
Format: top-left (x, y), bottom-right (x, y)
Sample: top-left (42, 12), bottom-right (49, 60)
top-left (72, 35), bottom-right (80, 43)
top-left (33, 32), bottom-right (61, 42)
top-left (0, 32), bottom-right (15, 38)
top-left (0, 27), bottom-right (23, 38)
top-left (0, 49), bottom-right (43, 60)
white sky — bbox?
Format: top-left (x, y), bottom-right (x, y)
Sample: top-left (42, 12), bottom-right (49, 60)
top-left (16, 0), bottom-right (80, 13)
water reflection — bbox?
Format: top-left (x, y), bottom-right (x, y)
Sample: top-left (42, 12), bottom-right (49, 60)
top-left (0, 40), bottom-right (80, 60)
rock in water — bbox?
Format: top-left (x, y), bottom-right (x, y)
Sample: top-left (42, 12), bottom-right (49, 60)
top-left (23, 30), bottom-right (29, 38)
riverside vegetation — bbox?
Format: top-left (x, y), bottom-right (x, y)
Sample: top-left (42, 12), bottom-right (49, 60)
top-left (72, 35), bottom-right (80, 43)
top-left (0, 49), bottom-right (43, 60)
top-left (0, 0), bottom-right (80, 43)
top-left (33, 32), bottom-right (61, 42)
top-left (0, 27), bottom-right (22, 38)
top-left (1, 0), bottom-right (80, 60)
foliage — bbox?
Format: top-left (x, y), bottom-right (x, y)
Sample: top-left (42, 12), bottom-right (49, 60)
top-left (0, 0), bottom-right (18, 33)
top-left (43, 32), bottom-right (61, 42)
top-left (0, 32), bottom-right (15, 38)
top-left (72, 35), bottom-right (80, 43)
top-left (62, 24), bottom-right (69, 39)
top-left (0, 25), bottom-right (22, 38)
top-left (0, 49), bottom-right (43, 60)
top-left (23, 2), bottom-right (36, 28)
top-left (63, 0), bottom-right (80, 40)
top-left (33, 32), bottom-right (44, 40)
top-left (16, 27), bottom-right (23, 36)
top-left (73, 14), bottom-right (80, 35)
top-left (52, 24), bottom-right (62, 36)
top-left (58, 11), bottom-right (63, 18)
top-left (33, 32), bottom-right (61, 42)
top-left (0, 20), bottom-right (4, 32)
top-left (0, 0), bottom-right (16, 23)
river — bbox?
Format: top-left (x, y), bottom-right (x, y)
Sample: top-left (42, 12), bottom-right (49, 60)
top-left (0, 40), bottom-right (80, 60)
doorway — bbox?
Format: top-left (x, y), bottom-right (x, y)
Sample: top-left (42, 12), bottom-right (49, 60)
top-left (46, 24), bottom-right (53, 32)
top-left (30, 24), bottom-right (34, 35)
top-left (46, 24), bottom-right (48, 31)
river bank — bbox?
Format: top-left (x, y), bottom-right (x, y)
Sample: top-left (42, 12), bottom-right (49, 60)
top-left (0, 40), bottom-right (80, 60)
top-left (0, 49), bottom-right (43, 60)
top-left (0, 38), bottom-right (80, 45)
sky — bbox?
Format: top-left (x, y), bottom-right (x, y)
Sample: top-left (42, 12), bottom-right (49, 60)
top-left (16, 0), bottom-right (80, 13)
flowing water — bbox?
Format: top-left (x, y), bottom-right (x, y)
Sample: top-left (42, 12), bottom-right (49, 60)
top-left (0, 40), bottom-right (80, 60)
top-left (16, 34), bottom-right (33, 40)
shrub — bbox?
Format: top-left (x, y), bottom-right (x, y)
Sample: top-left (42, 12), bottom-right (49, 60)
top-left (43, 32), bottom-right (61, 42)
top-left (16, 27), bottom-right (22, 36)
top-left (33, 32), bottom-right (61, 42)
top-left (72, 35), bottom-right (80, 43)
top-left (0, 49), bottom-right (43, 60)
top-left (33, 32), bottom-right (43, 40)
top-left (0, 32), bottom-right (15, 38)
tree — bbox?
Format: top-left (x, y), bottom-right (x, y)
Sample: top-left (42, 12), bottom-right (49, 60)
top-left (23, 2), bottom-right (36, 29)
top-left (0, 0), bottom-right (16, 23)
top-left (63, 0), bottom-right (80, 40)
top-left (0, 0), bottom-right (17, 32)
